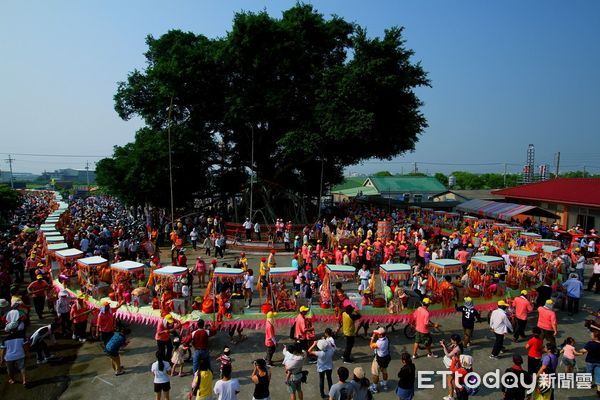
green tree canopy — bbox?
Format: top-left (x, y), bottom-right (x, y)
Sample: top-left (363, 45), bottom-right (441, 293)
top-left (100, 4), bottom-right (430, 219)
top-left (0, 185), bottom-right (21, 227)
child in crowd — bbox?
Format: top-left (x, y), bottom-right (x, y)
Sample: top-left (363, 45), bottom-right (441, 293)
top-left (217, 346), bottom-right (232, 372)
top-left (560, 337), bottom-right (582, 373)
top-left (170, 337), bottom-right (186, 376)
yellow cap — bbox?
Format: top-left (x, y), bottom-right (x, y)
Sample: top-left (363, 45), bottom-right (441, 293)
top-left (165, 313), bottom-right (174, 322)
top-left (520, 290), bottom-right (528, 296)
top-left (76, 293), bottom-right (86, 300)
top-left (497, 300), bottom-right (508, 307)
top-left (422, 298), bottom-right (431, 305)
top-left (299, 306), bottom-right (310, 312)
top-left (463, 297), bottom-right (472, 302)
top-left (266, 311), bottom-right (277, 319)
top-left (194, 296), bottom-right (202, 302)
top-left (545, 299), bottom-right (554, 305)
top-left (36, 274), bottom-right (43, 279)
top-left (494, 273), bottom-right (500, 278)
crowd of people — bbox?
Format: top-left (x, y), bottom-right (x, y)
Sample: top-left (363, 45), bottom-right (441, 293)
top-left (3, 192), bottom-right (600, 400)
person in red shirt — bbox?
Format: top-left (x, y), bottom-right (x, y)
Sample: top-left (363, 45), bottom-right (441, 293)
top-left (512, 290), bottom-right (533, 342)
top-left (525, 327), bottom-right (544, 374)
top-left (27, 274), bottom-right (49, 319)
top-left (154, 313), bottom-right (180, 361)
top-left (191, 318), bottom-right (216, 373)
top-left (456, 247), bottom-right (470, 266)
top-left (96, 300), bottom-right (123, 346)
top-left (70, 294), bottom-right (91, 342)
top-left (412, 298), bottom-right (439, 359)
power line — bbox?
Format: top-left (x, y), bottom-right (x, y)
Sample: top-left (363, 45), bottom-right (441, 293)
top-left (0, 152), bottom-right (107, 158)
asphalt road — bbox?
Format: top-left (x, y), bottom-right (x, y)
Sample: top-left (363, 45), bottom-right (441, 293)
top-left (2, 247), bottom-right (599, 400)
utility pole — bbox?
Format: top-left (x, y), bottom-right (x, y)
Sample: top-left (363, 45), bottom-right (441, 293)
top-left (85, 161), bottom-right (90, 191)
top-left (503, 163), bottom-right (507, 187)
top-left (583, 165), bottom-right (587, 177)
top-left (7, 155), bottom-right (14, 189)
top-left (249, 124), bottom-right (254, 222)
top-left (167, 96), bottom-right (175, 229)
top-left (413, 162), bottom-right (418, 174)
top-left (317, 156), bottom-right (324, 221)
top-left (554, 152), bottom-right (560, 178)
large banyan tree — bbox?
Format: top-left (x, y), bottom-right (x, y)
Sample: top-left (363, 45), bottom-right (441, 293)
top-left (97, 4), bottom-right (430, 222)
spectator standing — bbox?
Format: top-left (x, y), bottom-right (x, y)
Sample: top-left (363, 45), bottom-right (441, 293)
top-left (151, 351), bottom-right (172, 400)
top-left (370, 327), bottom-right (391, 393)
top-left (396, 353), bottom-right (416, 400)
top-left (586, 257), bottom-right (600, 293)
top-left (350, 366), bottom-right (371, 400)
top-left (251, 358), bottom-right (271, 400)
top-left (580, 330), bottom-right (600, 397)
top-left (489, 300), bottom-right (513, 359)
top-left (575, 250), bottom-right (586, 283)
top-left (191, 319), bottom-right (216, 374)
top-left (308, 338), bottom-right (335, 399)
top-left (213, 364), bottom-right (240, 400)
top-left (329, 366), bottom-right (355, 400)
top-left (342, 305), bottom-right (361, 363)
top-left (0, 322), bottom-right (28, 386)
top-left (254, 222), bottom-right (261, 241)
top-left (501, 354), bottom-right (532, 400)
top-left (283, 344), bottom-right (306, 400)
top-left (562, 273), bottom-right (583, 315)
top-left (190, 358), bottom-right (213, 400)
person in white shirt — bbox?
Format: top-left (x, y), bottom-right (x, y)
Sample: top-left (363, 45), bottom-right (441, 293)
top-left (254, 222), bottom-right (261, 241)
top-left (357, 264), bottom-right (371, 294)
top-left (243, 218), bottom-right (253, 241)
top-left (214, 364), bottom-right (240, 400)
top-left (589, 239), bottom-right (597, 257)
top-left (489, 300), bottom-right (513, 359)
top-left (151, 351), bottom-right (171, 400)
top-left (587, 258), bottom-right (600, 293)
top-left (243, 269), bottom-right (255, 309)
top-left (576, 251), bottom-right (586, 283)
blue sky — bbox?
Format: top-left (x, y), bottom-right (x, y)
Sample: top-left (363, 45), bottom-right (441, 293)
top-left (1, 1), bottom-right (599, 175)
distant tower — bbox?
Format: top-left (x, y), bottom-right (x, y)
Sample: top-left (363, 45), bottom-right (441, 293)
top-left (522, 144), bottom-right (535, 184)
top-left (539, 164), bottom-right (548, 181)
top-left (448, 175), bottom-right (456, 188)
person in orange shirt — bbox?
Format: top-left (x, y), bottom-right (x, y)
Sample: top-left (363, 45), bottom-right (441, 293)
top-left (27, 274), bottom-right (49, 319)
top-left (537, 299), bottom-right (558, 345)
top-left (512, 290), bottom-right (533, 342)
top-left (70, 294), bottom-right (91, 342)
top-left (412, 298), bottom-right (439, 359)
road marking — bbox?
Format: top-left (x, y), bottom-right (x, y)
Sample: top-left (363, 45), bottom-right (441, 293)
top-left (92, 376), bottom-right (114, 386)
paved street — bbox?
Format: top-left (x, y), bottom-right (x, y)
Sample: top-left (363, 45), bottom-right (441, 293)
top-left (2, 248), bottom-right (599, 400)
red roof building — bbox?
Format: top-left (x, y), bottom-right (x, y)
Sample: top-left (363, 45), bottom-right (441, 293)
top-left (493, 178), bottom-right (600, 231)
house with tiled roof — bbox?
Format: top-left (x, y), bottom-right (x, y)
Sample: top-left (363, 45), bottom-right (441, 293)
top-left (493, 178), bottom-right (600, 231)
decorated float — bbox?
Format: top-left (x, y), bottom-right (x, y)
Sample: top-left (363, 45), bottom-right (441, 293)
top-left (76, 256), bottom-right (109, 298)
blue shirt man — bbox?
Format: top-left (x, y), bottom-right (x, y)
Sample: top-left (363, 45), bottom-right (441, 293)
top-left (563, 275), bottom-right (583, 299)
